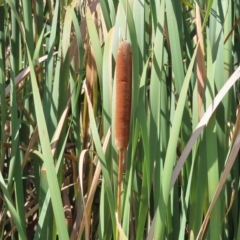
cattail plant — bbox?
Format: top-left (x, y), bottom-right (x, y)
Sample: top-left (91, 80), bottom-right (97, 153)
top-left (115, 40), bottom-right (132, 227)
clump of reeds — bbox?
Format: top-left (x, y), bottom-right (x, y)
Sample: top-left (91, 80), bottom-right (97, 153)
top-left (115, 40), bottom-right (132, 226)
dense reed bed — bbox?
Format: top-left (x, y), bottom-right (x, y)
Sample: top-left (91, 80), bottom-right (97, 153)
top-left (1, 0), bottom-right (240, 239)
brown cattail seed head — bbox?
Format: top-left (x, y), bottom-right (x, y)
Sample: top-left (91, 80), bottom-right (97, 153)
top-left (115, 41), bottom-right (132, 151)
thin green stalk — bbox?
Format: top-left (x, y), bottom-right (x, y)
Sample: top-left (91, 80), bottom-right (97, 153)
top-left (0, 4), bottom-right (6, 173)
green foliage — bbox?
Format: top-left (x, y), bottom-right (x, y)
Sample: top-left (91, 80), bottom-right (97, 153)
top-left (1, 0), bottom-right (240, 239)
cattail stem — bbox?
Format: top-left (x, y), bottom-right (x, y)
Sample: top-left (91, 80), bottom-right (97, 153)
top-left (117, 150), bottom-right (124, 223)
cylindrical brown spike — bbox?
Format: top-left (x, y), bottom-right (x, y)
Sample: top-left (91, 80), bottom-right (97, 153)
top-left (115, 40), bottom-right (132, 151)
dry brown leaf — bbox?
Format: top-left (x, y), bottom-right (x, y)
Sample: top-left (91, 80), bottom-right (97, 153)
top-left (70, 82), bottom-right (111, 239)
top-left (2, 53), bottom-right (57, 103)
